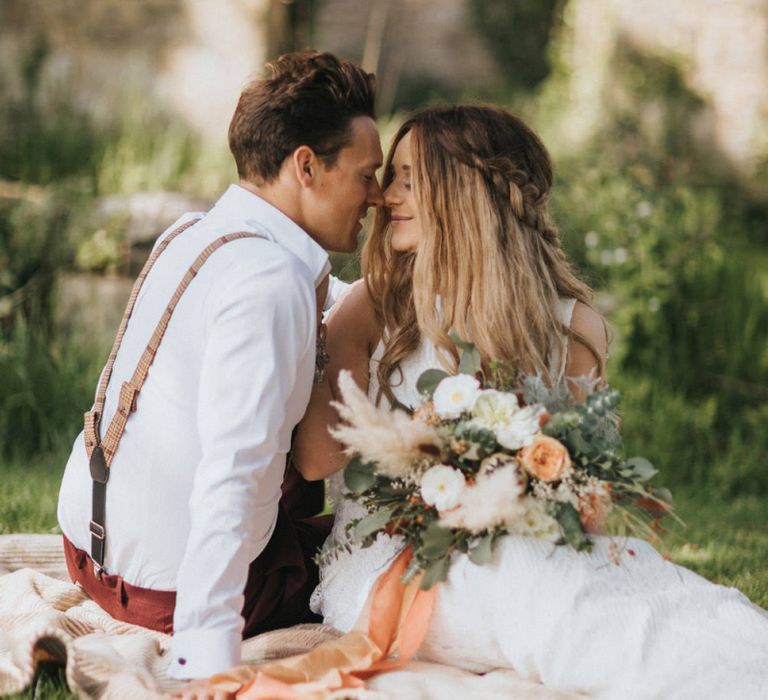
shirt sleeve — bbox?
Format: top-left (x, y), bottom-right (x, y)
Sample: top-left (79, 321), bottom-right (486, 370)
top-left (324, 275), bottom-right (352, 313)
top-left (168, 248), bottom-right (315, 679)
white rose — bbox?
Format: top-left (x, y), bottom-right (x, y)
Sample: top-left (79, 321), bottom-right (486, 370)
top-left (496, 405), bottom-right (545, 451)
top-left (420, 464), bottom-right (466, 511)
top-left (470, 390), bottom-right (520, 432)
top-left (432, 374), bottom-right (481, 419)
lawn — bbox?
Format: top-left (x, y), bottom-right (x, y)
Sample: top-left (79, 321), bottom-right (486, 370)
top-left (1, 453), bottom-right (766, 698)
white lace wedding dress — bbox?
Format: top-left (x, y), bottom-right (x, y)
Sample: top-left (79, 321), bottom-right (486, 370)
top-left (311, 300), bottom-right (768, 699)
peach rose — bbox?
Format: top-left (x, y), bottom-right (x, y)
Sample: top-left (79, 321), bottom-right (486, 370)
top-left (519, 435), bottom-right (572, 482)
top-left (579, 483), bottom-right (613, 534)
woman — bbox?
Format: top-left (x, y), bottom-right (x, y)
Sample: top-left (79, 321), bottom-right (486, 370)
top-left (294, 105), bottom-right (768, 699)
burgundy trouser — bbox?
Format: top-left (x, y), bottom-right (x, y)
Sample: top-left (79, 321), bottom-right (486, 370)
top-left (63, 507), bottom-right (333, 636)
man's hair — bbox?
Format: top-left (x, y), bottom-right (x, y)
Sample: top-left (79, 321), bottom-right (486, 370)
top-left (228, 50), bottom-right (376, 183)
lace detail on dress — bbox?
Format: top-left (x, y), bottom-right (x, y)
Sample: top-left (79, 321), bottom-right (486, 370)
top-left (312, 298), bottom-right (578, 629)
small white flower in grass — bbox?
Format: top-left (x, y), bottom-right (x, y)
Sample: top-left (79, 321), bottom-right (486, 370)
top-left (432, 374), bottom-right (481, 418)
top-left (496, 405), bottom-right (545, 451)
top-left (421, 465), bottom-right (466, 511)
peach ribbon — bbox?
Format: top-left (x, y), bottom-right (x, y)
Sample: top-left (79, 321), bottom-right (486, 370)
top-left (207, 547), bottom-right (436, 699)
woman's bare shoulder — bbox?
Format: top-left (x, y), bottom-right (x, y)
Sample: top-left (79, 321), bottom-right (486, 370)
top-left (570, 302), bottom-right (607, 351)
top-left (566, 301), bottom-right (608, 378)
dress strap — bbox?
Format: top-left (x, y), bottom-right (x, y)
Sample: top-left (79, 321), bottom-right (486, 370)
top-left (552, 297), bottom-right (578, 381)
top-left (83, 220), bottom-right (265, 575)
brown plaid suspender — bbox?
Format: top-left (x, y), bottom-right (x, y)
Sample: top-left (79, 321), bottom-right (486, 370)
top-left (82, 219), bottom-right (264, 576)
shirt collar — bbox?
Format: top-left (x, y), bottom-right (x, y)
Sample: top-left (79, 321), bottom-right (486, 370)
top-left (211, 184), bottom-right (331, 287)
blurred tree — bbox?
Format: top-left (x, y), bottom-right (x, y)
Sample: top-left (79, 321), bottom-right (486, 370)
top-left (267, 0), bottom-right (316, 57)
top-left (470, 0), bottom-right (562, 93)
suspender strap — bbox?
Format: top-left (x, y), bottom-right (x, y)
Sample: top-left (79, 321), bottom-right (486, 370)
top-left (84, 221), bottom-right (263, 575)
top-left (83, 219), bottom-right (200, 462)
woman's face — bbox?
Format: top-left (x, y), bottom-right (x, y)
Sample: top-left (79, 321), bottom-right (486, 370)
top-left (384, 131), bottom-right (421, 252)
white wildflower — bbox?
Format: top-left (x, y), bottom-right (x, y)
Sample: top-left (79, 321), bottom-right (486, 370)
top-left (438, 464), bottom-right (526, 534)
top-left (432, 374), bottom-right (481, 418)
top-left (331, 370), bottom-right (444, 479)
top-left (420, 465), bottom-right (466, 511)
top-left (470, 390), bottom-right (520, 433)
top-left (637, 200), bottom-right (652, 218)
top-left (613, 247), bottom-right (629, 264)
top-left (495, 405), bottom-right (544, 451)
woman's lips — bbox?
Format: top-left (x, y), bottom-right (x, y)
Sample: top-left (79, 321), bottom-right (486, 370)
top-left (390, 215), bottom-right (412, 225)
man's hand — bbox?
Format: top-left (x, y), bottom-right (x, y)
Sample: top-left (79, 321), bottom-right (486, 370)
top-left (171, 678), bottom-right (235, 700)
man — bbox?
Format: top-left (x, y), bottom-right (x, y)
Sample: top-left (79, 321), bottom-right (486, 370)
top-left (57, 50), bottom-right (383, 686)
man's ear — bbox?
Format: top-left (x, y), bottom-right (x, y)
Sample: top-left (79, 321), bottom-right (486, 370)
top-left (292, 145), bottom-right (319, 188)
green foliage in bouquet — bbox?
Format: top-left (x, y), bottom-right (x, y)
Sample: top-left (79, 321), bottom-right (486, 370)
top-left (336, 341), bottom-right (677, 590)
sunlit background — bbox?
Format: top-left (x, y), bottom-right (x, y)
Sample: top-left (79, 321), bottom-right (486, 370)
top-left (1, 1), bottom-right (767, 530)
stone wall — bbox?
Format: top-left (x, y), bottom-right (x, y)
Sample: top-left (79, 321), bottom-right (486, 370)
top-left (1, 0), bottom-right (765, 172)
top-left (0, 0), bottom-right (272, 143)
top-left (314, 0), bottom-right (499, 112)
top-left (561, 0), bottom-right (768, 172)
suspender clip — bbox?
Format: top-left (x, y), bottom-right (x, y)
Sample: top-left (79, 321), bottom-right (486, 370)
top-left (89, 446), bottom-right (109, 484)
top-left (89, 520), bottom-right (105, 540)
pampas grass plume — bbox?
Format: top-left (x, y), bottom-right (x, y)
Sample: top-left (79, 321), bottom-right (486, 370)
top-left (330, 370), bottom-right (444, 479)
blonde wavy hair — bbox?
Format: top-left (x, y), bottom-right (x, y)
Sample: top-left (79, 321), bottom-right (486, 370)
top-left (362, 104), bottom-right (604, 402)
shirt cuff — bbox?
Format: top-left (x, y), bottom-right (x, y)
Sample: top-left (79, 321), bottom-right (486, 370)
top-left (168, 629), bottom-right (241, 680)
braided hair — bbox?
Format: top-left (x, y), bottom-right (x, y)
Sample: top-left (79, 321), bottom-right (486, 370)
top-left (362, 104), bottom-right (604, 402)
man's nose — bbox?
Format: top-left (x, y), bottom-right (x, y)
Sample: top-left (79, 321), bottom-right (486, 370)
top-left (367, 179), bottom-right (385, 208)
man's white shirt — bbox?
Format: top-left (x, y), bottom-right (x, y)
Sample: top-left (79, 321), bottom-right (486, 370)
top-left (58, 184), bottom-right (330, 679)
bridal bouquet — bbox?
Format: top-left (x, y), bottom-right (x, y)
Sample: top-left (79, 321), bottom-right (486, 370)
top-left (331, 340), bottom-right (675, 589)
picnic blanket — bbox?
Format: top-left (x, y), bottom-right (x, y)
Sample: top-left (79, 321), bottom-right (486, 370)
top-left (0, 534), bottom-right (580, 699)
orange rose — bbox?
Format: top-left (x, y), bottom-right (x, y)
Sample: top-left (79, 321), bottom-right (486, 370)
top-left (519, 435), bottom-right (572, 482)
top-left (579, 483), bottom-right (613, 534)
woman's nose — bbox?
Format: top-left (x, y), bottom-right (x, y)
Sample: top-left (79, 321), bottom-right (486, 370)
top-left (383, 182), bottom-right (401, 207)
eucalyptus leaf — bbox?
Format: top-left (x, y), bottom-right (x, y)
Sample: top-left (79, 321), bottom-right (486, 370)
top-left (458, 347), bottom-right (483, 376)
top-left (565, 429), bottom-right (594, 457)
top-left (469, 534), bottom-right (494, 565)
top-left (418, 521), bottom-right (455, 558)
top-left (448, 331), bottom-right (476, 352)
top-left (343, 456), bottom-right (377, 494)
top-left (419, 555), bottom-right (451, 590)
top-left (352, 507), bottom-right (393, 541)
top-left (624, 456), bottom-right (658, 482)
top-left (550, 502), bottom-right (592, 552)
top-left (652, 486), bottom-right (674, 506)
top-left (416, 368), bottom-right (449, 398)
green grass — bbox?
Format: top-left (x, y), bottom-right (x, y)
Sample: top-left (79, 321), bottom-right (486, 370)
top-left (0, 449), bottom-right (67, 535)
top-left (664, 488), bottom-right (768, 607)
top-left (5, 664), bottom-right (72, 700)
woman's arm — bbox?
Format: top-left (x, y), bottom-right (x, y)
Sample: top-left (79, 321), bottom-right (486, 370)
top-left (565, 301), bottom-right (609, 402)
top-left (293, 280), bottom-right (381, 481)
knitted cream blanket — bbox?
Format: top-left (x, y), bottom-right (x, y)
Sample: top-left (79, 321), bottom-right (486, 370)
top-left (0, 535), bottom-right (578, 699)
